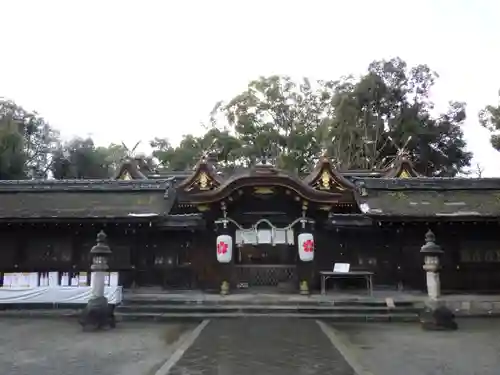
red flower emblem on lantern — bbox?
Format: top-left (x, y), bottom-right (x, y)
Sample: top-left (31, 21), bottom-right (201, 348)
top-left (303, 239), bottom-right (314, 253)
top-left (217, 241), bottom-right (228, 255)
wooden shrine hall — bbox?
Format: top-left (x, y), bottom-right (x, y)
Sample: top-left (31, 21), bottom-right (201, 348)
top-left (0, 152), bottom-right (500, 294)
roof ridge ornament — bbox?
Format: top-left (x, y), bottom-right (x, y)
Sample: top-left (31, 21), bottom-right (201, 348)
top-left (381, 136), bottom-right (420, 178)
top-left (256, 144), bottom-right (278, 168)
top-left (380, 136), bottom-right (412, 168)
top-left (177, 142), bottom-right (222, 191)
top-left (121, 141), bottom-right (141, 160)
top-left (318, 136), bottom-right (343, 170)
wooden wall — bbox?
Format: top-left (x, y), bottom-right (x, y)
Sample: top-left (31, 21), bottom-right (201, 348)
top-left (1, 221), bottom-right (500, 293)
top-left (313, 226), bottom-right (407, 291)
top-left (315, 222), bottom-right (500, 293)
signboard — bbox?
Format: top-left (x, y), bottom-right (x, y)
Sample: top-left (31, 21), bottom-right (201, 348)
top-left (333, 263), bottom-right (350, 273)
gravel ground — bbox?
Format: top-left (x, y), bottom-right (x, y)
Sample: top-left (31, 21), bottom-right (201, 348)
top-left (332, 319), bottom-right (500, 375)
top-left (0, 318), bottom-right (194, 375)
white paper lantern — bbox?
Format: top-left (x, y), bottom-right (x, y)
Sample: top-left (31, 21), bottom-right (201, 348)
top-left (298, 232), bottom-right (314, 262)
top-left (216, 234), bottom-right (233, 263)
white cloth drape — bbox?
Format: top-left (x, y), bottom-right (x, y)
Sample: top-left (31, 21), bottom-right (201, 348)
top-left (0, 286), bottom-right (122, 304)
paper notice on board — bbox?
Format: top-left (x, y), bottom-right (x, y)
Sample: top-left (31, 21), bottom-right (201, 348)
top-left (3, 273), bottom-right (12, 287)
top-left (11, 273), bottom-right (20, 287)
top-left (29, 273), bottom-right (39, 288)
top-left (48, 272), bottom-right (59, 287)
top-left (20, 273), bottom-right (30, 288)
top-left (78, 272), bottom-right (88, 287)
top-left (333, 263), bottom-right (350, 273)
top-left (61, 273), bottom-right (69, 286)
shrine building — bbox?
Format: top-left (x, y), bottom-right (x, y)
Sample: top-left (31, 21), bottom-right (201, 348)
top-left (0, 153), bottom-right (499, 294)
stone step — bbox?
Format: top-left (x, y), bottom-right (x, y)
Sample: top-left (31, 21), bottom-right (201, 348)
top-left (122, 297), bottom-right (416, 308)
top-left (116, 311), bottom-right (420, 322)
top-left (0, 308), bottom-right (420, 322)
top-left (115, 304), bottom-right (421, 315)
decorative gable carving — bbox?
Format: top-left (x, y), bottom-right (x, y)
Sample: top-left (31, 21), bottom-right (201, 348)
top-left (177, 155), bottom-right (222, 192)
top-left (303, 156), bottom-right (355, 192)
top-left (316, 170), bottom-right (346, 191)
top-left (399, 169), bottom-right (411, 179)
top-left (120, 171), bottom-right (132, 180)
top-left (186, 171), bottom-right (218, 191)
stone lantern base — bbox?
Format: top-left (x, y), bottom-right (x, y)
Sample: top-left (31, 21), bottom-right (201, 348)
top-left (78, 296), bottom-right (116, 331)
top-left (419, 301), bottom-right (458, 331)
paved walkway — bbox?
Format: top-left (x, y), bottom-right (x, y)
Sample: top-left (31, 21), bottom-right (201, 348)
top-left (0, 318), bottom-right (193, 375)
top-left (166, 318), bottom-right (355, 375)
top-left (332, 319), bottom-right (500, 375)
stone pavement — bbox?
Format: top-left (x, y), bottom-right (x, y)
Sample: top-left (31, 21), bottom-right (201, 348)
top-left (4, 315), bottom-right (500, 375)
top-left (167, 318), bottom-right (355, 375)
top-left (0, 318), bottom-right (194, 375)
top-left (332, 319), bottom-right (500, 375)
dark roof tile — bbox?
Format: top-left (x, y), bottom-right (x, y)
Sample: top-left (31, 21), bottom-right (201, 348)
top-left (0, 191), bottom-right (169, 219)
top-left (356, 188), bottom-right (500, 218)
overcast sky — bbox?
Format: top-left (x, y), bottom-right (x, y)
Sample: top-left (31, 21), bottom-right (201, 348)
top-left (1, 0), bottom-right (499, 175)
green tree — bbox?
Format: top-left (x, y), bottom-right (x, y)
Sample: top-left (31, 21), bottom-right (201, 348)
top-left (0, 126), bottom-right (25, 179)
top-left (0, 98), bottom-right (59, 179)
top-left (209, 58), bottom-right (472, 176)
top-left (150, 128), bottom-right (241, 172)
top-left (51, 138), bottom-right (127, 179)
top-left (211, 76), bottom-right (332, 173)
top-left (329, 58), bottom-right (472, 176)
top-left (479, 90), bottom-right (500, 151)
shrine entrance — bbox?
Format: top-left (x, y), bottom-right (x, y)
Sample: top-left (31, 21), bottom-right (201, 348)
top-left (234, 244), bottom-right (298, 291)
top-left (231, 219), bottom-right (299, 292)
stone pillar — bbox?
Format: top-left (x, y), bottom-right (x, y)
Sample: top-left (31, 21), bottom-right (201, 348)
top-left (91, 247), bottom-right (107, 299)
top-left (419, 229), bottom-right (457, 331)
top-left (78, 230), bottom-right (116, 330)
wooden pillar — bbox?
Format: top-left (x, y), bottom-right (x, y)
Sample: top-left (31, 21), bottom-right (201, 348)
top-left (396, 224), bottom-right (405, 291)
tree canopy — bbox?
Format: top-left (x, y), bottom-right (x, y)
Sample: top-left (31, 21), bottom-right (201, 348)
top-left (479, 90), bottom-right (500, 151)
top-left (152, 58), bottom-right (473, 176)
top-left (0, 57), bottom-right (479, 179)
top-left (0, 99), bottom-right (59, 179)
top-left (50, 138), bottom-right (128, 179)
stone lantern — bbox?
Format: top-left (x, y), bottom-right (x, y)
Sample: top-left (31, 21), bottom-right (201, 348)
top-left (78, 230), bottom-right (116, 330)
top-left (420, 229), bottom-right (443, 300)
top-left (419, 229), bottom-right (457, 331)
